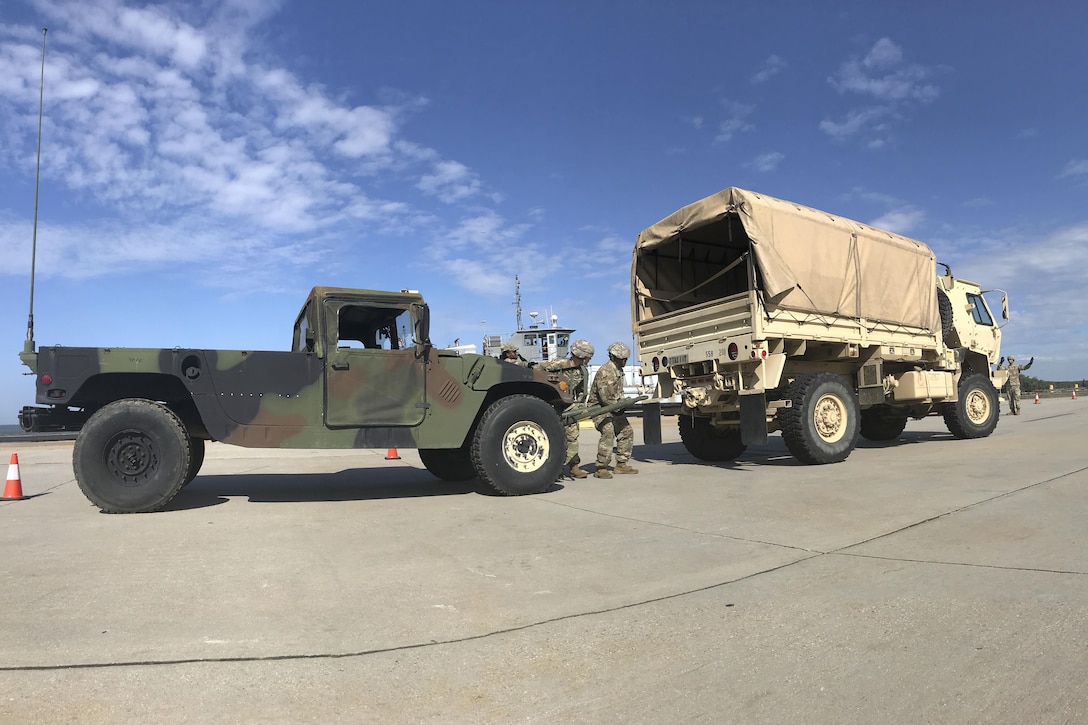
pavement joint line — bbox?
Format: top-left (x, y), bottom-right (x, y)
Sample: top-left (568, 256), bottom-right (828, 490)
top-left (829, 552), bottom-right (1088, 576)
top-left (0, 551), bottom-right (824, 674)
top-left (830, 462), bottom-right (1088, 557)
top-left (5, 436), bottom-right (1085, 676)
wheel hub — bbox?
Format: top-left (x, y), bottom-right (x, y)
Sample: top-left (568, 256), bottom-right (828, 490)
top-left (502, 421), bottom-right (549, 473)
top-left (813, 393), bottom-right (846, 443)
top-left (965, 389), bottom-right (990, 423)
top-left (106, 431), bottom-right (158, 486)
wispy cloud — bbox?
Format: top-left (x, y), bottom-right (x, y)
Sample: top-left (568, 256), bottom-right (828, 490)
top-left (820, 38), bottom-right (940, 147)
top-left (714, 100), bottom-right (755, 144)
top-left (0, 0), bottom-right (490, 291)
top-left (1059, 159), bottom-right (1088, 178)
top-left (746, 152), bottom-right (784, 172)
top-left (750, 55), bottom-right (786, 84)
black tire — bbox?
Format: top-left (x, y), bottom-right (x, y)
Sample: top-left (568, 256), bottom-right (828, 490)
top-left (419, 446), bottom-right (477, 481)
top-left (73, 399), bottom-right (192, 513)
top-left (470, 395), bottom-right (564, 495)
top-left (777, 372), bottom-right (860, 464)
top-left (940, 372), bottom-right (999, 439)
top-left (181, 437), bottom-right (206, 487)
top-left (937, 288), bottom-right (954, 341)
top-left (678, 415), bottom-right (747, 461)
top-left (859, 405), bottom-right (909, 442)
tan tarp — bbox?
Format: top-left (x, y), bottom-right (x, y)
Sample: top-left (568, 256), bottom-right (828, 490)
top-left (633, 187), bottom-right (939, 331)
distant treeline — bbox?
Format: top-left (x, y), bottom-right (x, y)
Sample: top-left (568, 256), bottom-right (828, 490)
top-left (1019, 375), bottom-right (1086, 392)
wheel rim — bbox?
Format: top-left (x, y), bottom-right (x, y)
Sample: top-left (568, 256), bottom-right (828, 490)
top-left (105, 430), bottom-right (159, 486)
top-left (964, 388), bottom-right (991, 424)
top-left (501, 420), bottom-right (549, 473)
top-left (812, 393), bottom-right (847, 444)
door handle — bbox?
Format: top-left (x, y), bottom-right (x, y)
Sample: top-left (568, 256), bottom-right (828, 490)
top-left (331, 361), bottom-right (350, 370)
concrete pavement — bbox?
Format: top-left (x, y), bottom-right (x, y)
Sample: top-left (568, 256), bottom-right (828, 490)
top-left (1, 399), bottom-right (1086, 723)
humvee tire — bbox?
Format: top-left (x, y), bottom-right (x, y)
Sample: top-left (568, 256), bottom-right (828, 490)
top-left (471, 394), bottom-right (564, 495)
top-left (778, 372), bottom-right (860, 464)
top-left (419, 446), bottom-right (477, 481)
top-left (73, 399), bottom-right (192, 513)
top-left (678, 415), bottom-right (746, 461)
top-left (182, 437), bottom-right (205, 487)
top-left (941, 372), bottom-right (999, 439)
top-left (859, 405), bottom-right (909, 441)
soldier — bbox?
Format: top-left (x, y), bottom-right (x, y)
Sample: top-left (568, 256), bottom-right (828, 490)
top-left (999, 355), bottom-right (1034, 415)
top-left (538, 339), bottom-right (594, 478)
top-left (588, 341), bottom-right (638, 478)
top-left (498, 341), bottom-right (529, 366)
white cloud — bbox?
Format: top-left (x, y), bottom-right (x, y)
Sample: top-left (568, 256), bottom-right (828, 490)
top-left (417, 160), bottom-right (482, 203)
top-left (819, 107), bottom-right (892, 141)
top-left (829, 38), bottom-right (939, 102)
top-left (714, 100), bottom-right (755, 143)
top-left (751, 55), bottom-right (786, 84)
top-left (0, 0), bottom-right (493, 284)
top-left (821, 38), bottom-right (939, 145)
top-left (1059, 159), bottom-right (1088, 178)
top-left (869, 206), bottom-right (924, 234)
top-left (747, 151), bottom-right (784, 172)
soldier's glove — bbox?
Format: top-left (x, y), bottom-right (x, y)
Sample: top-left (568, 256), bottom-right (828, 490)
top-left (999, 357), bottom-right (1005, 365)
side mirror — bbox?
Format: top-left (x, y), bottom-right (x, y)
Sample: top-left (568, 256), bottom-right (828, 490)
top-left (414, 303), bottom-right (431, 347)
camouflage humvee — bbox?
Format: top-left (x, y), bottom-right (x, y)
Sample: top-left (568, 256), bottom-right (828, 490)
top-left (18, 287), bottom-right (576, 513)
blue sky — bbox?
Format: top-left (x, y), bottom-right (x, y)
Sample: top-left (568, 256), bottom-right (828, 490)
top-left (1, 0), bottom-right (1087, 423)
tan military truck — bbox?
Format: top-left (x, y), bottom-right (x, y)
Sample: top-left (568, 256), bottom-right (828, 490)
top-left (633, 187), bottom-right (1009, 464)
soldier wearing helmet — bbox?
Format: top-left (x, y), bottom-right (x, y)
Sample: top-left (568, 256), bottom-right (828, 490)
top-left (498, 341), bottom-right (529, 367)
top-left (538, 339), bottom-right (595, 478)
top-left (998, 354), bottom-right (1034, 415)
top-left (588, 341), bottom-right (638, 478)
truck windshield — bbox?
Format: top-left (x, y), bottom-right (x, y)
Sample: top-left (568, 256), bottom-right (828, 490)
top-left (966, 293), bottom-right (993, 326)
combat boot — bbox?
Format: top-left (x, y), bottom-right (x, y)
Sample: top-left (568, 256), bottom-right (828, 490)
top-left (614, 462), bottom-right (639, 475)
top-left (569, 464), bottom-right (588, 479)
top-left (593, 467), bottom-right (613, 479)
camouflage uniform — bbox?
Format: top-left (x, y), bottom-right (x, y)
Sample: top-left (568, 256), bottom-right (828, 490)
top-left (1000, 356), bottom-right (1034, 415)
top-left (499, 341), bottom-right (529, 367)
top-left (538, 358), bottom-right (588, 469)
top-left (589, 343), bottom-right (637, 476)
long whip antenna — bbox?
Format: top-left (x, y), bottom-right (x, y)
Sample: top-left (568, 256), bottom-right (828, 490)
top-left (25, 27), bottom-right (47, 354)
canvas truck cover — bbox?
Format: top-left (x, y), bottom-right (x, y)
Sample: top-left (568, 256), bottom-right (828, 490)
top-left (633, 187), bottom-right (939, 331)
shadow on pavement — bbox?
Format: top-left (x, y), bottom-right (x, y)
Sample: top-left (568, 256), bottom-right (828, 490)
top-left (168, 466), bottom-right (565, 510)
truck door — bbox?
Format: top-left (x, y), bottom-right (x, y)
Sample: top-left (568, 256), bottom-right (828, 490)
top-left (324, 301), bottom-right (427, 428)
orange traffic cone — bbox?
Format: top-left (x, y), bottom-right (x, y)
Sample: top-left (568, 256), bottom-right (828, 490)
top-left (1034, 392), bottom-right (1040, 404)
top-left (385, 448), bottom-right (401, 460)
top-left (1073, 389), bottom-right (1078, 401)
top-left (2, 453), bottom-right (26, 501)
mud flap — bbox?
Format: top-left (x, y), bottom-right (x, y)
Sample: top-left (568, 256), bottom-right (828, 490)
top-left (740, 393), bottom-right (768, 445)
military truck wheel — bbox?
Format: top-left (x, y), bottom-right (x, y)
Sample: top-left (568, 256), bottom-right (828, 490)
top-left (181, 437), bottom-right (206, 487)
top-left (471, 395), bottom-right (564, 495)
top-left (678, 415), bottom-right (746, 461)
top-left (73, 399), bottom-right (192, 513)
top-left (940, 372), bottom-right (998, 439)
top-left (778, 372), bottom-right (860, 464)
top-left (859, 405), bottom-right (909, 441)
top-left (419, 446), bottom-right (477, 481)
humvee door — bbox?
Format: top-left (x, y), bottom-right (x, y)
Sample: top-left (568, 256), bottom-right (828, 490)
top-left (324, 299), bottom-right (426, 428)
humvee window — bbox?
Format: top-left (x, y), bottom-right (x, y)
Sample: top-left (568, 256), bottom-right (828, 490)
top-left (337, 305), bottom-right (413, 350)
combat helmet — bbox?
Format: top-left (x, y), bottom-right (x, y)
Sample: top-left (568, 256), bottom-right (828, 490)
top-left (501, 341), bottom-right (519, 353)
top-left (571, 339), bottom-right (594, 359)
top-left (607, 342), bottom-right (630, 360)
